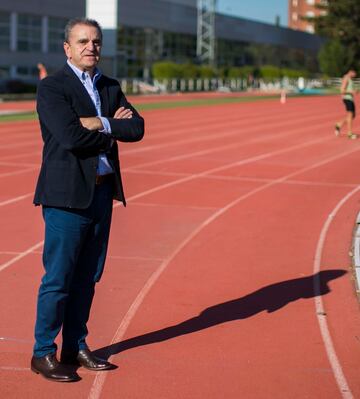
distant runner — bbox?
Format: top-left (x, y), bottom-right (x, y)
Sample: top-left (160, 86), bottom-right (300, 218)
top-left (335, 69), bottom-right (357, 139)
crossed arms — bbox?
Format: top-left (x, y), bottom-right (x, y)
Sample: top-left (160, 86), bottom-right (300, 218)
top-left (37, 76), bottom-right (144, 152)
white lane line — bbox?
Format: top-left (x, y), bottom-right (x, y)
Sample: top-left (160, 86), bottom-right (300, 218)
top-left (0, 167), bottom-right (38, 178)
top-left (0, 161), bottom-right (39, 167)
top-left (0, 251), bottom-right (164, 262)
top-left (88, 140), bottom-right (360, 399)
top-left (0, 365), bottom-right (99, 376)
top-left (124, 120), bottom-right (340, 172)
top-left (2, 105), bottom-right (328, 160)
top-left (120, 136), bottom-right (333, 203)
top-left (0, 241), bottom-right (43, 273)
top-left (0, 193), bottom-right (33, 207)
top-left (0, 139), bottom-right (40, 150)
top-left (0, 336), bottom-right (32, 344)
top-left (313, 187), bottom-right (360, 399)
top-left (0, 367), bottom-right (31, 372)
top-left (1, 151), bottom-right (42, 162)
top-left (127, 169), bottom-right (359, 190)
top-left (0, 135), bottom-right (356, 277)
top-left (121, 111), bottom-right (331, 155)
top-left (0, 136), bottom-right (327, 274)
top-left (135, 103), bottom-right (338, 145)
top-left (130, 201), bottom-right (219, 211)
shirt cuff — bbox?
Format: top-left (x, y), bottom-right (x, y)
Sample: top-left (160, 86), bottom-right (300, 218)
top-left (98, 117), bottom-right (112, 134)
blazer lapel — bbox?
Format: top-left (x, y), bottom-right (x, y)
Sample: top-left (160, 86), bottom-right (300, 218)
top-left (97, 76), bottom-right (110, 117)
top-left (63, 64), bottom-right (98, 115)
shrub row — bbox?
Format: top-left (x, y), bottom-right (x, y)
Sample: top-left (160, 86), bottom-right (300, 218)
top-left (152, 62), bottom-right (310, 80)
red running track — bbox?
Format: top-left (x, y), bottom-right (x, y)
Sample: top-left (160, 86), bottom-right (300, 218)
top-left (1, 95), bottom-right (360, 398)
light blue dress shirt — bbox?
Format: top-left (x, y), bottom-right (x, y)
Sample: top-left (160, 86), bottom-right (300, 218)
top-left (67, 60), bottom-right (114, 176)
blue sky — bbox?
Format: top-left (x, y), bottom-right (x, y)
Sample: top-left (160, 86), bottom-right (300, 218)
top-left (217, 0), bottom-right (288, 27)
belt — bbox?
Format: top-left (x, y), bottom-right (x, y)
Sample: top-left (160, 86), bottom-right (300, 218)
top-left (95, 173), bottom-right (114, 185)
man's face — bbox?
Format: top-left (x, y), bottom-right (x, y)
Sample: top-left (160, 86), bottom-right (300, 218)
top-left (64, 23), bottom-right (102, 72)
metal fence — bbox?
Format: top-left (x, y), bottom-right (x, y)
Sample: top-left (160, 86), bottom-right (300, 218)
top-left (117, 77), bottom-right (360, 95)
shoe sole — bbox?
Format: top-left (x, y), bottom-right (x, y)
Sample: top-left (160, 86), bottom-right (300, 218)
top-left (81, 365), bottom-right (113, 371)
top-left (31, 366), bottom-right (79, 382)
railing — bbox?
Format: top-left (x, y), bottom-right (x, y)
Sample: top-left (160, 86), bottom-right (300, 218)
top-left (117, 77), bottom-right (360, 95)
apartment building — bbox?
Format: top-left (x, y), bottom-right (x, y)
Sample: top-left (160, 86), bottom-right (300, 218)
top-left (288, 0), bottom-right (327, 33)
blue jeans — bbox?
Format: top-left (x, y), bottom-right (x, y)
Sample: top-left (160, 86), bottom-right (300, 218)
top-left (33, 181), bottom-right (113, 357)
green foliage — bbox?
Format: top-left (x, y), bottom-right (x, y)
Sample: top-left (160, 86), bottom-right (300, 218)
top-left (152, 62), bottom-right (183, 79)
top-left (227, 66), bottom-right (254, 79)
top-left (152, 62), bottom-right (217, 79)
top-left (198, 65), bottom-right (217, 78)
top-left (281, 68), bottom-right (309, 79)
top-left (181, 63), bottom-right (199, 79)
top-left (318, 39), bottom-right (354, 76)
top-left (313, 0), bottom-right (360, 73)
top-left (259, 65), bottom-right (281, 80)
top-left (151, 61), bottom-right (312, 81)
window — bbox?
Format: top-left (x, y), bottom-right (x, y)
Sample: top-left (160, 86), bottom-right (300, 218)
top-left (305, 25), bottom-right (314, 33)
top-left (292, 0), bottom-right (298, 6)
top-left (292, 12), bottom-right (298, 21)
top-left (17, 65), bottom-right (38, 77)
top-left (306, 0), bottom-right (315, 5)
top-left (0, 65), bottom-right (9, 78)
top-left (17, 14), bottom-right (42, 51)
top-left (0, 11), bottom-right (10, 51)
top-left (306, 11), bottom-right (315, 18)
top-left (48, 17), bottom-right (67, 53)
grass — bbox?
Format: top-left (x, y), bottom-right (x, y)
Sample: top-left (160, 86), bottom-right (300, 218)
top-left (135, 94), bottom-right (280, 111)
top-left (0, 112), bottom-right (37, 123)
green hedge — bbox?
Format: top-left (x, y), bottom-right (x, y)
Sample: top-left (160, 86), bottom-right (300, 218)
top-left (152, 61), bottom-right (311, 80)
top-left (152, 61), bottom-right (218, 79)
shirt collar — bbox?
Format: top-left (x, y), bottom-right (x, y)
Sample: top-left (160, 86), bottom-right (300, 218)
top-left (67, 60), bottom-right (102, 84)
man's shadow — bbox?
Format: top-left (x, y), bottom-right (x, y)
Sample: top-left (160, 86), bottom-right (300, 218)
top-left (94, 269), bottom-right (346, 360)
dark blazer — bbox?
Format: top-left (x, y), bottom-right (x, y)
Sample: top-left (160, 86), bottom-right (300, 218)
top-left (34, 64), bottom-right (144, 209)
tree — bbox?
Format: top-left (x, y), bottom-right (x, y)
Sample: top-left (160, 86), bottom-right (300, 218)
top-left (318, 39), bottom-right (354, 76)
top-left (312, 0), bottom-right (360, 72)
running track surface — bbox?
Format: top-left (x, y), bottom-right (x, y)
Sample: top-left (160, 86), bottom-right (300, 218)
top-left (1, 95), bottom-right (360, 398)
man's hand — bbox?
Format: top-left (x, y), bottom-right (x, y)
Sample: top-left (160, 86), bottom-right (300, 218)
top-left (80, 117), bottom-right (104, 131)
top-left (114, 106), bottom-right (133, 119)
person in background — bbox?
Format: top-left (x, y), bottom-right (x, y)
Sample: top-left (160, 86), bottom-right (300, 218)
top-left (37, 63), bottom-right (48, 80)
top-left (335, 69), bottom-right (357, 139)
top-left (31, 18), bottom-right (144, 382)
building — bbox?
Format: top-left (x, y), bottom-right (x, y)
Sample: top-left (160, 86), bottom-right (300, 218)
top-left (0, 0), bottom-right (324, 86)
top-left (110, 0), bottom-right (323, 78)
top-left (288, 0), bottom-right (327, 34)
top-left (0, 0), bottom-right (84, 86)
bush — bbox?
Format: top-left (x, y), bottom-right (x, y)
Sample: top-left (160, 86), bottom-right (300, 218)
top-left (152, 62), bottom-right (182, 79)
top-left (281, 68), bottom-right (309, 79)
top-left (198, 65), bottom-right (217, 78)
top-left (180, 63), bottom-right (199, 78)
top-left (259, 65), bottom-right (281, 80)
top-left (227, 67), bottom-right (245, 79)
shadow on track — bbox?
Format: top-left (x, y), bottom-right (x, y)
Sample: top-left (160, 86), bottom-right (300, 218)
top-left (94, 269), bottom-right (346, 359)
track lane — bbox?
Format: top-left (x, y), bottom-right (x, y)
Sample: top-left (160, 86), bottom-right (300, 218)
top-left (0, 95), bottom-right (360, 398)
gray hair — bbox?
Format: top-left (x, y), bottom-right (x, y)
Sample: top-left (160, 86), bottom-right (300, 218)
top-left (64, 18), bottom-right (103, 43)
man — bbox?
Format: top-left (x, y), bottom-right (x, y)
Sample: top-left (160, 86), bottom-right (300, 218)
top-left (335, 69), bottom-right (357, 139)
top-left (31, 18), bottom-right (144, 382)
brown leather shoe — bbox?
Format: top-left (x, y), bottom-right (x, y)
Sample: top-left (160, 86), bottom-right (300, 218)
top-left (31, 353), bottom-right (80, 382)
top-left (61, 348), bottom-right (113, 371)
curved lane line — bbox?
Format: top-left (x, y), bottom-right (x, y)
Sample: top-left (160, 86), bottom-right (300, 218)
top-left (313, 186), bottom-right (360, 399)
top-left (0, 193), bottom-right (34, 207)
top-left (0, 136), bottom-right (331, 274)
top-left (89, 144), bottom-right (360, 399)
top-left (0, 241), bottom-right (44, 273)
